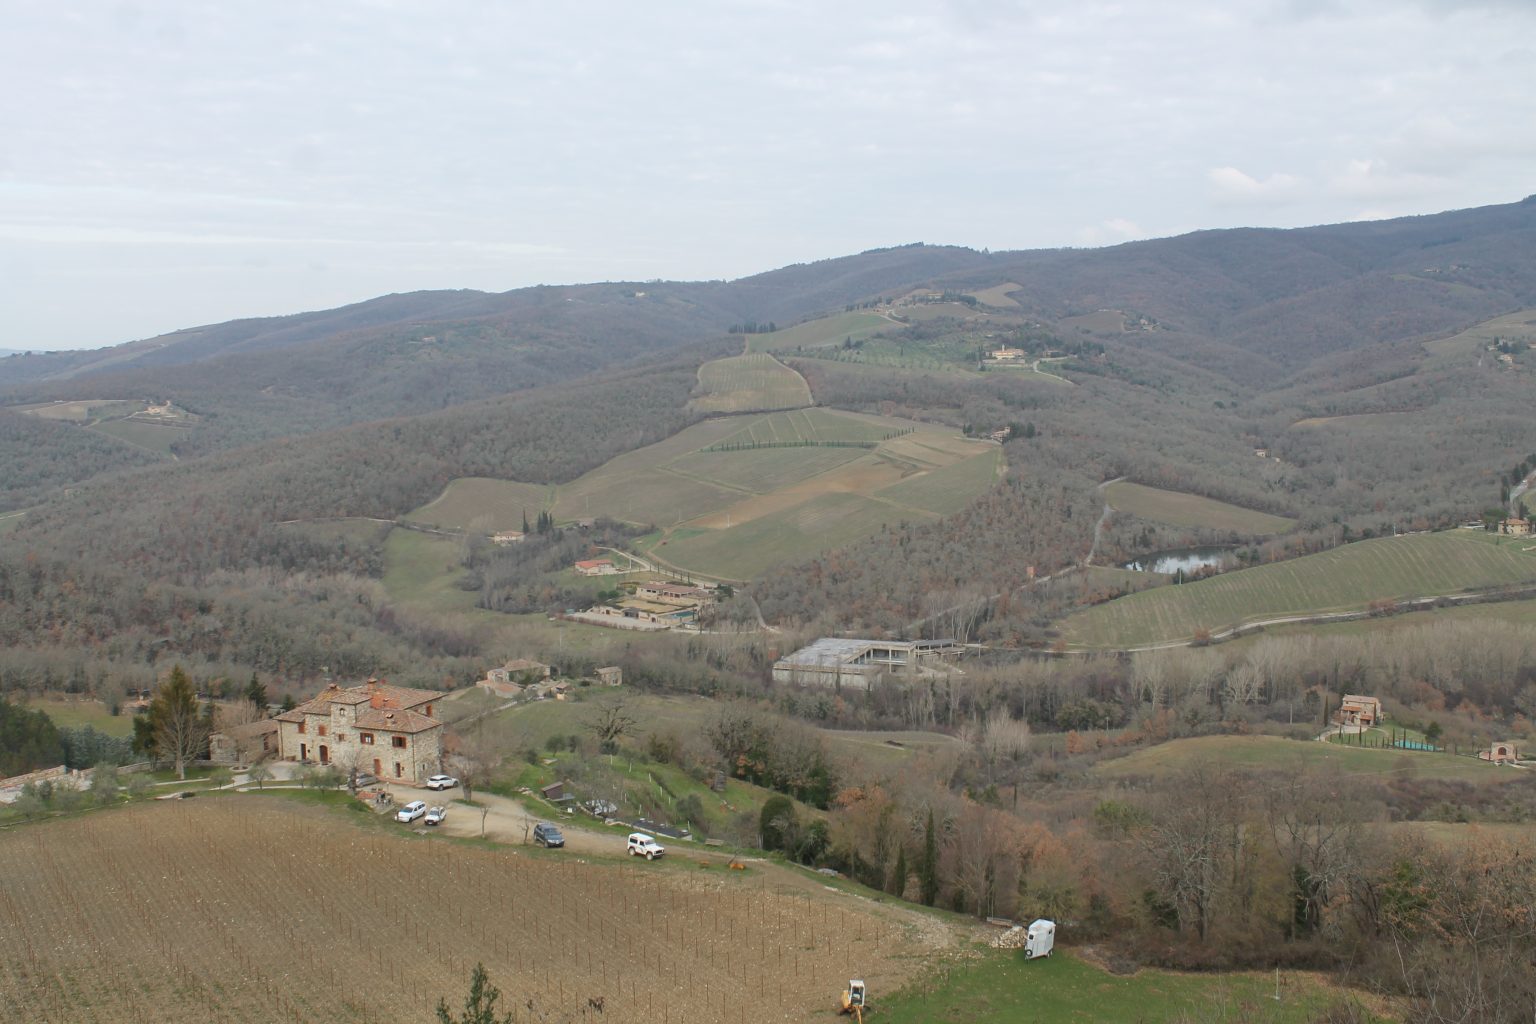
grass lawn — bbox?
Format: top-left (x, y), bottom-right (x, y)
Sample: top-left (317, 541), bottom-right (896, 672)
top-left (1104, 481), bottom-right (1295, 534)
top-left (880, 949), bottom-right (1381, 1024)
top-left (1061, 532), bottom-right (1536, 648)
top-left (29, 697), bottom-right (135, 737)
top-left (1093, 735), bottom-right (1511, 785)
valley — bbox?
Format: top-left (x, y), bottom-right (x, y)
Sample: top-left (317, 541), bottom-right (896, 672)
top-left (5, 200), bottom-right (1536, 1024)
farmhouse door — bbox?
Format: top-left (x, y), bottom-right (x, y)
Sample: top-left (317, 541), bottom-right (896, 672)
top-left (373, 758), bottom-right (381, 776)
top-left (300, 743), bottom-right (307, 761)
top-left (319, 745), bottom-right (329, 764)
top-left (394, 762), bottom-right (402, 778)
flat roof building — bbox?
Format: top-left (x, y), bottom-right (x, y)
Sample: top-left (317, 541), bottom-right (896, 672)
top-left (772, 638), bottom-right (963, 690)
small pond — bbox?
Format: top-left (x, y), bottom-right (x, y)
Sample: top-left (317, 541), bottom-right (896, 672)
top-left (1122, 546), bottom-right (1232, 574)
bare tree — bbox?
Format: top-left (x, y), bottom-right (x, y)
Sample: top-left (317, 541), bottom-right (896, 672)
top-left (447, 724), bottom-right (501, 837)
top-left (589, 700), bottom-right (637, 753)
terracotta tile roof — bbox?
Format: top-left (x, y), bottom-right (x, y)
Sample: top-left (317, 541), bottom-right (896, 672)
top-left (353, 708), bottom-right (441, 734)
top-left (364, 684), bottom-right (439, 710)
top-left (277, 681), bottom-right (442, 720)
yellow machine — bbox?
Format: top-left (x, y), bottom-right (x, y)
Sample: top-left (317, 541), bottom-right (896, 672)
top-left (839, 979), bottom-right (867, 1021)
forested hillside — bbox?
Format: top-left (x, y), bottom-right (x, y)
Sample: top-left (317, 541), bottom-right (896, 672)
top-left (3, 197), bottom-right (1536, 689)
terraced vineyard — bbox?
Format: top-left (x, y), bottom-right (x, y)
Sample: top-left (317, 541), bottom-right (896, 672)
top-left (1061, 531), bottom-right (1536, 648)
top-left (689, 352), bottom-right (812, 413)
top-left (0, 798), bottom-right (931, 1024)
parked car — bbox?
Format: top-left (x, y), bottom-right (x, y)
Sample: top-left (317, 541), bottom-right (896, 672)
top-left (627, 832), bottom-right (665, 860)
top-left (396, 800), bottom-right (427, 824)
top-left (424, 806), bottom-right (447, 826)
top-left (354, 772), bottom-right (379, 788)
top-left (425, 774), bottom-right (458, 791)
top-left (533, 822), bottom-right (565, 848)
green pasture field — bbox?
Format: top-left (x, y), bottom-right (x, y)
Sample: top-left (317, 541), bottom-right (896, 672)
top-left (559, 469), bottom-right (743, 528)
top-left (29, 697), bottom-right (135, 737)
top-left (471, 691), bottom-right (967, 787)
top-left (404, 408), bottom-right (998, 580)
top-left (379, 530), bottom-right (626, 659)
top-left (86, 418), bottom-right (185, 455)
top-left (409, 478), bottom-right (552, 533)
top-left (968, 283), bottom-right (1023, 308)
top-left (880, 949), bottom-right (1380, 1024)
top-left (1103, 481), bottom-right (1295, 534)
top-left (1093, 734), bottom-right (1511, 785)
top-left (875, 447), bottom-right (1004, 515)
top-left (381, 530), bottom-right (479, 613)
top-left (1289, 410), bottom-right (1415, 430)
top-left (893, 301), bottom-right (984, 323)
top-left (1058, 310), bottom-right (1126, 333)
top-left (12, 399), bottom-right (141, 422)
top-left (667, 445), bottom-right (867, 492)
top-left (746, 311), bottom-right (890, 352)
top-left (689, 352), bottom-right (812, 413)
top-left (708, 407), bottom-right (905, 447)
top-left (818, 728), bottom-right (972, 773)
top-left (1060, 532), bottom-right (1536, 649)
top-left (652, 491), bottom-right (930, 580)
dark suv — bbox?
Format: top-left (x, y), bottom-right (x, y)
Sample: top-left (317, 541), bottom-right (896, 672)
top-left (532, 822), bottom-right (565, 848)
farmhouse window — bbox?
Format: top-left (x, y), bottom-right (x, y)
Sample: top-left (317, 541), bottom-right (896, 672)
top-left (424, 705), bottom-right (433, 718)
top-left (360, 733), bottom-right (374, 745)
top-left (297, 722), bottom-right (306, 734)
top-left (392, 736), bottom-right (407, 749)
top-left (317, 724), bottom-right (327, 737)
top-left (335, 734), bottom-right (346, 743)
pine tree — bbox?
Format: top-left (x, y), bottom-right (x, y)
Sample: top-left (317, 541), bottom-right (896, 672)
top-left (149, 666), bottom-right (207, 781)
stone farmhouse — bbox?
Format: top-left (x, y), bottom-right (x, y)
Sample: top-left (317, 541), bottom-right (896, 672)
top-left (574, 558), bottom-right (622, 576)
top-left (276, 679), bottom-right (444, 784)
top-left (772, 638), bottom-right (964, 690)
top-left (1499, 517), bottom-right (1532, 536)
top-left (1334, 694), bottom-right (1383, 727)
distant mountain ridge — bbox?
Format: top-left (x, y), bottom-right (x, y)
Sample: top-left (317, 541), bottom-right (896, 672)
top-left (3, 196), bottom-right (1534, 449)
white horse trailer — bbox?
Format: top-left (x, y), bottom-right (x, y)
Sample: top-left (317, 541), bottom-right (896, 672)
top-left (1024, 919), bottom-right (1055, 959)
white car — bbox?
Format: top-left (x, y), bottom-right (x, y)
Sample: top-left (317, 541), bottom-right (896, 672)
top-left (425, 774), bottom-right (459, 791)
top-left (627, 832), bottom-right (665, 860)
top-left (424, 806), bottom-right (447, 826)
top-left (396, 800), bottom-right (427, 823)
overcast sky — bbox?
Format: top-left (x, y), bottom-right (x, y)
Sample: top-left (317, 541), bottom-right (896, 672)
top-left (3, 0), bottom-right (1533, 350)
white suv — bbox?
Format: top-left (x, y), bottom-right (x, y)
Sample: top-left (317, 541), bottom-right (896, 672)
top-left (627, 833), bottom-right (665, 860)
top-left (425, 774), bottom-right (458, 791)
top-left (396, 800), bottom-right (427, 823)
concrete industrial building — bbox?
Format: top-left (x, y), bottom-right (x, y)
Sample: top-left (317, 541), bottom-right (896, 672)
top-left (772, 638), bottom-right (963, 690)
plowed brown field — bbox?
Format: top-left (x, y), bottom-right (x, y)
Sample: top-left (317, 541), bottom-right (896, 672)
top-left (0, 798), bottom-right (945, 1023)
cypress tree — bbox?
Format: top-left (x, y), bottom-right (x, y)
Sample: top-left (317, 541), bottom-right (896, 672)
top-left (919, 808), bottom-right (939, 906)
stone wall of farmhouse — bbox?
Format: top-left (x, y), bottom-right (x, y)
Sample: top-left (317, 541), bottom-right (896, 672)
top-left (276, 717), bottom-right (442, 784)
